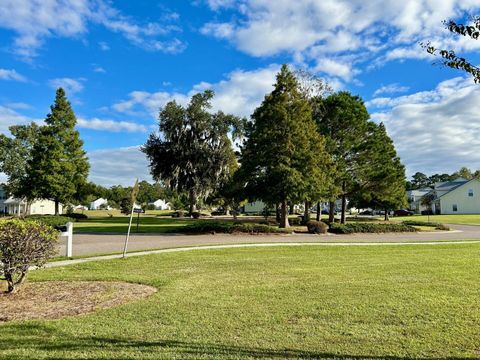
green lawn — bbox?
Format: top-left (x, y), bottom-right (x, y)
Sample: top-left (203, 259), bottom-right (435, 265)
top-left (73, 215), bottom-right (198, 234)
top-left (394, 214), bottom-right (480, 225)
top-left (2, 244), bottom-right (480, 359)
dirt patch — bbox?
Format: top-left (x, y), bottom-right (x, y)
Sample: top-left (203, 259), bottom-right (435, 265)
top-left (0, 281), bottom-right (157, 322)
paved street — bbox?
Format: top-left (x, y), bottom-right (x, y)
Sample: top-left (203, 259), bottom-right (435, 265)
top-left (57, 224), bottom-right (480, 257)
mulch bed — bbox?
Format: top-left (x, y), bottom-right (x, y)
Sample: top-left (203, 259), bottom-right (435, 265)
top-left (0, 281), bottom-right (157, 322)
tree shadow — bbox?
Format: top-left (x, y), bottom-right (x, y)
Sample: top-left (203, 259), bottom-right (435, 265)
top-left (0, 323), bottom-right (477, 360)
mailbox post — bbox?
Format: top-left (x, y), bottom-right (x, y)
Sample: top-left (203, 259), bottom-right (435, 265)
top-left (60, 222), bottom-right (73, 257)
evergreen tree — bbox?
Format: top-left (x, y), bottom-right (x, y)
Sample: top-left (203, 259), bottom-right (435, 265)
top-left (26, 88), bottom-right (89, 214)
top-left (239, 64), bottom-right (332, 228)
top-left (314, 91), bottom-right (372, 224)
top-left (352, 123), bottom-right (407, 220)
top-left (143, 90), bottom-right (242, 216)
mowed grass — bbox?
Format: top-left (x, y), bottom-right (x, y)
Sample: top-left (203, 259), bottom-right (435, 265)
top-left (394, 214), bottom-right (480, 225)
top-left (73, 215), bottom-right (198, 234)
top-left (2, 244), bottom-right (480, 359)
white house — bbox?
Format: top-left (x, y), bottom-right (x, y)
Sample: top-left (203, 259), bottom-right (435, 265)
top-left (149, 199), bottom-right (171, 210)
top-left (432, 178), bottom-right (480, 215)
top-left (89, 198), bottom-right (111, 210)
top-left (407, 188), bottom-right (432, 213)
top-left (0, 185), bottom-right (62, 216)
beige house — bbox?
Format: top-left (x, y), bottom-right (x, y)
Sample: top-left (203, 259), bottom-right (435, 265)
top-left (0, 186), bottom-right (62, 216)
top-left (433, 178), bottom-right (480, 215)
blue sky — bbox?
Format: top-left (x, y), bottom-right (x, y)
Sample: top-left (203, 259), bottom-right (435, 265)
top-left (1, 1), bottom-right (480, 186)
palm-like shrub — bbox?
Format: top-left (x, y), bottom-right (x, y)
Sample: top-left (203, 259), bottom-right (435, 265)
top-left (0, 220), bottom-right (58, 293)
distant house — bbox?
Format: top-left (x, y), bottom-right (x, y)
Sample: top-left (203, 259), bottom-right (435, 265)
top-left (0, 185), bottom-right (62, 216)
top-left (407, 188), bottom-right (432, 213)
top-left (149, 199), bottom-right (171, 210)
top-left (89, 198), bottom-right (111, 210)
top-left (408, 178), bottom-right (480, 215)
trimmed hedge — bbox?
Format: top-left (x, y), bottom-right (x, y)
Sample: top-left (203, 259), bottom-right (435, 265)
top-left (306, 220), bottom-right (329, 234)
top-left (182, 221), bottom-right (289, 234)
top-left (402, 220), bottom-right (450, 231)
top-left (329, 222), bottom-right (416, 234)
top-left (25, 215), bottom-right (71, 227)
top-left (66, 213), bottom-right (88, 221)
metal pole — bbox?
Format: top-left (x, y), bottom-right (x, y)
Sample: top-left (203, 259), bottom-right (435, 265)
top-left (122, 205), bottom-right (135, 258)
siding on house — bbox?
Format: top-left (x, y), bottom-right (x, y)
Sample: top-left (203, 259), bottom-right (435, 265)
top-left (439, 179), bottom-right (480, 214)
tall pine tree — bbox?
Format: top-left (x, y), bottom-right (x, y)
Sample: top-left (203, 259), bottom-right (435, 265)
top-left (239, 65), bottom-right (332, 228)
top-left (26, 88), bottom-right (89, 214)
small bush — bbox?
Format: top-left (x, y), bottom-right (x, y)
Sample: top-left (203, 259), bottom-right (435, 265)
top-left (26, 215), bottom-right (71, 227)
top-left (289, 217), bottom-right (303, 226)
top-left (402, 220), bottom-right (450, 231)
top-left (306, 220), bottom-right (329, 234)
top-left (0, 219), bottom-right (58, 293)
top-left (171, 210), bottom-right (184, 218)
top-left (329, 223), bottom-right (416, 234)
top-left (66, 213), bottom-right (88, 221)
top-left (435, 223), bottom-right (450, 231)
top-left (421, 210), bottom-right (434, 215)
top-left (146, 204), bottom-right (156, 211)
top-left (191, 211), bottom-right (201, 219)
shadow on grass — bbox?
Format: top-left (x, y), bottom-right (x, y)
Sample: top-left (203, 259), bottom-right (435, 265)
top-left (0, 323), bottom-right (476, 360)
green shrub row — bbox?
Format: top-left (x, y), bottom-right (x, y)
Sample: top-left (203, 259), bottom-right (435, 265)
top-left (182, 221), bottom-right (289, 234)
top-left (25, 215), bottom-right (72, 227)
top-left (401, 220), bottom-right (450, 231)
top-left (329, 222), bottom-right (417, 234)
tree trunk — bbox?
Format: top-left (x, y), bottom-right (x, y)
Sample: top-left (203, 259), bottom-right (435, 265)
top-left (303, 201), bottom-right (310, 224)
top-left (188, 189), bottom-right (195, 217)
top-left (289, 202), bottom-right (294, 215)
top-left (341, 181), bottom-right (347, 224)
top-left (5, 271), bottom-right (26, 294)
top-left (384, 207), bottom-right (389, 221)
top-left (280, 199), bottom-right (290, 228)
top-left (275, 203), bottom-right (281, 223)
top-left (329, 201), bottom-right (335, 223)
top-left (316, 201), bottom-right (321, 222)
top-left (55, 199), bottom-right (59, 216)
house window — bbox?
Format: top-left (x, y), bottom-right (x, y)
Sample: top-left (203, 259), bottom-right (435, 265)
top-left (468, 189), bottom-right (474, 197)
top-left (453, 204), bottom-right (458, 212)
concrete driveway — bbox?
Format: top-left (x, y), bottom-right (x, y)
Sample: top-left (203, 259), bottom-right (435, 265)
top-left (57, 224), bottom-right (480, 257)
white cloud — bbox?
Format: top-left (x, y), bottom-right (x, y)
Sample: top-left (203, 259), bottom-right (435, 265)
top-left (88, 146), bottom-right (152, 186)
top-left (0, 105), bottom-right (40, 133)
top-left (373, 83), bottom-right (410, 97)
top-left (48, 77), bottom-right (85, 94)
top-left (112, 64), bottom-right (281, 118)
top-left (77, 117), bottom-right (147, 133)
top-left (92, 65), bottom-right (106, 73)
top-left (371, 76), bottom-right (480, 176)
top-left (201, 0), bottom-right (480, 82)
top-left (0, 0), bottom-right (185, 59)
top-left (0, 68), bottom-right (26, 82)
top-left (98, 41), bottom-right (110, 51)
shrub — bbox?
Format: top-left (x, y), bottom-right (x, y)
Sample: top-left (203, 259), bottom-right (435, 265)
top-left (146, 204), bottom-right (156, 211)
top-left (191, 211), bottom-right (201, 219)
top-left (289, 217), bottom-right (303, 226)
top-left (421, 210), bottom-right (434, 215)
top-left (181, 221), bottom-right (289, 234)
top-left (402, 220), bottom-right (450, 231)
top-left (306, 220), bottom-right (329, 234)
top-left (171, 210), bottom-right (185, 218)
top-left (65, 213), bottom-right (88, 221)
top-left (0, 219), bottom-right (58, 293)
top-left (26, 215), bottom-right (71, 227)
top-left (329, 223), bottom-right (416, 234)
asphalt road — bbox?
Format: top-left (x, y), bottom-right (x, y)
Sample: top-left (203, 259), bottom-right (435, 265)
top-left (57, 224), bottom-right (480, 257)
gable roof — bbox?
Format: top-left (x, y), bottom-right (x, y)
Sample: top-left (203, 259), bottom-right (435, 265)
top-left (436, 178), bottom-right (480, 199)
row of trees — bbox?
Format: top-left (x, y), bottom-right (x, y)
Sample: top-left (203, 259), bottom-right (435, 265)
top-left (0, 89), bottom-right (89, 215)
top-left (407, 167), bottom-right (480, 190)
top-left (144, 65), bottom-right (407, 227)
